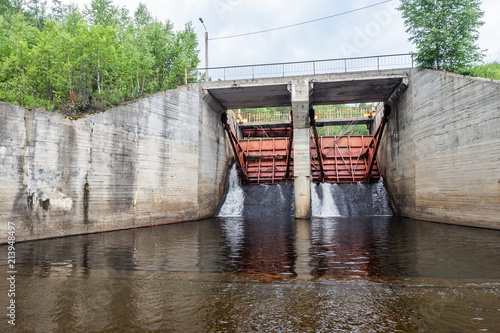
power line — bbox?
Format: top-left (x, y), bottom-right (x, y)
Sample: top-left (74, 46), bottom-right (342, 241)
top-left (209, 0), bottom-right (393, 41)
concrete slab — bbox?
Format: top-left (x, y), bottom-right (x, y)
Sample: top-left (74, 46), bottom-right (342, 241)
top-left (203, 69), bottom-right (410, 109)
top-left (206, 84), bottom-right (290, 109)
top-left (312, 78), bottom-right (405, 105)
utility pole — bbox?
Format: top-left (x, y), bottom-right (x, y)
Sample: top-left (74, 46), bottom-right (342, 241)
top-left (199, 18), bottom-right (208, 79)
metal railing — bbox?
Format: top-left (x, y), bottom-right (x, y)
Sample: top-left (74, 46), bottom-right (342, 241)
top-left (187, 53), bottom-right (413, 82)
top-left (232, 110), bottom-right (291, 123)
top-left (231, 106), bottom-right (376, 124)
top-left (315, 107), bottom-right (373, 119)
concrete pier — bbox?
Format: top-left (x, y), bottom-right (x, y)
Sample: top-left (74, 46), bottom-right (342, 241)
top-left (291, 79), bottom-right (312, 218)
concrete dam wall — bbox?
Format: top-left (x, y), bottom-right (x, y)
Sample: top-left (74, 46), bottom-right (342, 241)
top-left (0, 84), bottom-right (232, 243)
top-left (379, 69), bottom-right (500, 229)
top-left (1, 67), bottom-right (499, 243)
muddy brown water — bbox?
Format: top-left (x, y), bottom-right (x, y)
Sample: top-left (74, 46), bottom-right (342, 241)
top-left (1, 216), bottom-right (499, 332)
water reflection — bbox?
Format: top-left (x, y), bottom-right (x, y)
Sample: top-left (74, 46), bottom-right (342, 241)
top-left (1, 216), bottom-right (500, 332)
top-left (309, 217), bottom-right (385, 277)
top-left (237, 218), bottom-right (296, 276)
top-left (8, 216), bottom-right (500, 279)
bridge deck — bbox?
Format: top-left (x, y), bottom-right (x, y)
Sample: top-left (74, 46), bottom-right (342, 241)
top-left (203, 69), bottom-right (409, 109)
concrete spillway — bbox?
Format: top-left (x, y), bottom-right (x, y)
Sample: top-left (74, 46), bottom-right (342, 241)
top-left (1, 68), bottom-right (499, 243)
top-left (218, 164), bottom-right (393, 219)
top-left (207, 69), bottom-right (408, 219)
top-left (209, 69), bottom-right (500, 229)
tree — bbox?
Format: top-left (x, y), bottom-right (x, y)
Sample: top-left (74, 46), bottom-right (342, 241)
top-left (0, 0), bottom-right (15, 16)
top-left (84, 0), bottom-right (118, 27)
top-left (399, 0), bottom-right (485, 71)
top-left (24, 0), bottom-right (47, 29)
top-left (49, 0), bottom-right (64, 21)
top-left (0, 1), bottom-right (199, 113)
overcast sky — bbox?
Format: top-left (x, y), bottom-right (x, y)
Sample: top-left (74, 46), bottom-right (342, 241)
top-left (61, 0), bottom-right (500, 68)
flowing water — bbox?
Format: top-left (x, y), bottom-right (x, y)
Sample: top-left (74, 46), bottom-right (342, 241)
top-left (218, 166), bottom-right (245, 217)
top-left (1, 171), bottom-right (500, 332)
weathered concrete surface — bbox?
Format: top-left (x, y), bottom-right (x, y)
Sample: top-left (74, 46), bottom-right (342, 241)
top-left (204, 69), bottom-right (409, 109)
top-left (0, 84), bottom-right (232, 243)
top-left (379, 69), bottom-right (500, 229)
top-left (291, 78), bottom-right (312, 218)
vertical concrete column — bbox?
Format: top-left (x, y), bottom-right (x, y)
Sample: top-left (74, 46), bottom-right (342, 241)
top-left (291, 78), bottom-right (312, 218)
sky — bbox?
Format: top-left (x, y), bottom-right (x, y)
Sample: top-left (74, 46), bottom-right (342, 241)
top-left (60, 0), bottom-right (500, 68)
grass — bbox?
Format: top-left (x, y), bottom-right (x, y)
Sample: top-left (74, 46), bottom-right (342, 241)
top-left (456, 62), bottom-right (500, 80)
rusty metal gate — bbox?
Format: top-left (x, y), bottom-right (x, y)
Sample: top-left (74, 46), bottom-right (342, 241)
top-left (222, 108), bottom-right (388, 185)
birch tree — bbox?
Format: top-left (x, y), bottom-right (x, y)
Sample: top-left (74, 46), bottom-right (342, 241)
top-left (399, 0), bottom-right (485, 71)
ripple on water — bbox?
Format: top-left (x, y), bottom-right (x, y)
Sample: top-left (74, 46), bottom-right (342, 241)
top-left (2, 215), bottom-right (500, 332)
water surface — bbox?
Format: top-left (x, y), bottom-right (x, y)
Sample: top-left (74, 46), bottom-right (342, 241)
top-left (1, 216), bottom-right (499, 332)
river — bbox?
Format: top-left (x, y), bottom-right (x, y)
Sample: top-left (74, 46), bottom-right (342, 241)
top-left (1, 167), bottom-right (499, 332)
top-left (1, 216), bottom-right (500, 332)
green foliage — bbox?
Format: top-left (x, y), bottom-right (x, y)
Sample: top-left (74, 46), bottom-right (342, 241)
top-left (456, 62), bottom-right (500, 80)
top-left (84, 0), bottom-right (118, 27)
top-left (399, 0), bottom-right (485, 71)
top-left (0, 0), bottom-right (16, 16)
top-left (0, 0), bottom-right (199, 114)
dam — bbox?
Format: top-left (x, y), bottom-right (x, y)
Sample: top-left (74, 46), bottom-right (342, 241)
top-left (0, 54), bottom-right (499, 242)
top-left (1, 55), bottom-right (500, 332)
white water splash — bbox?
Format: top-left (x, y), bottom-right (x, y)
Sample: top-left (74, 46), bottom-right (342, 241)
top-left (371, 178), bottom-right (393, 216)
top-left (276, 184), bottom-right (285, 202)
top-left (311, 183), bottom-right (341, 217)
top-left (218, 165), bottom-right (245, 217)
top-left (312, 180), bottom-right (392, 217)
top-left (218, 166), bottom-right (392, 218)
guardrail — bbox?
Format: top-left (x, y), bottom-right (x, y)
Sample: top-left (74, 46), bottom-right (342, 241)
top-left (186, 53), bottom-right (413, 82)
top-left (230, 107), bottom-right (376, 123)
top-left (233, 110), bottom-right (291, 123)
top-left (315, 107), bottom-right (373, 119)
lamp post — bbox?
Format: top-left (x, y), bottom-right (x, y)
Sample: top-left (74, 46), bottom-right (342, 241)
top-left (199, 18), bottom-right (208, 79)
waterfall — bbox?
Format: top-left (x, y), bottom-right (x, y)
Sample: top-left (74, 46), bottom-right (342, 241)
top-left (311, 179), bottom-right (393, 217)
top-left (244, 183), bottom-right (294, 220)
top-left (218, 165), bottom-right (392, 218)
top-left (218, 165), bottom-right (245, 217)
top-left (371, 179), bottom-right (393, 216)
top-left (311, 183), bottom-right (341, 217)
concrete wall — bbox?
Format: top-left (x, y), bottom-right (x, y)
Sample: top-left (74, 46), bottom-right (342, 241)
top-left (0, 84), bottom-right (232, 243)
top-left (379, 69), bottom-right (500, 229)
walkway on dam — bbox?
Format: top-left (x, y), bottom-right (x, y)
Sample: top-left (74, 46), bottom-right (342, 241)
top-left (198, 54), bottom-right (411, 218)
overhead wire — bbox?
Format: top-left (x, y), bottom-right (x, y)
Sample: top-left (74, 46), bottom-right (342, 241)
top-left (209, 0), bottom-right (393, 41)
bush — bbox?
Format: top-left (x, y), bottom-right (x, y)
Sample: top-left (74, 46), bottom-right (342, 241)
top-left (456, 62), bottom-right (500, 80)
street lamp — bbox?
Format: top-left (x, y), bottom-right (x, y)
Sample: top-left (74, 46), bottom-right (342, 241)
top-left (199, 17), bottom-right (208, 78)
